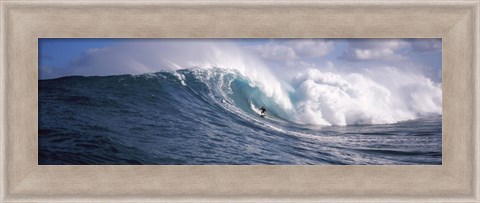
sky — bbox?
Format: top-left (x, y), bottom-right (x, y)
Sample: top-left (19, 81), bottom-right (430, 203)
top-left (39, 38), bottom-right (442, 82)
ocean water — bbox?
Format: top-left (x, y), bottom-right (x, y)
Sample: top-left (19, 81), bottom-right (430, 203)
top-left (39, 68), bottom-right (442, 165)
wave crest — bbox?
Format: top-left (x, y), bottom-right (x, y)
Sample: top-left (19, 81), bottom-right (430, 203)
top-left (163, 67), bottom-right (441, 126)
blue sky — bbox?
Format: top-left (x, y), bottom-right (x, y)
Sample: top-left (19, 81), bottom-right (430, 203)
top-left (39, 38), bottom-right (442, 81)
top-left (39, 39), bottom-right (117, 68)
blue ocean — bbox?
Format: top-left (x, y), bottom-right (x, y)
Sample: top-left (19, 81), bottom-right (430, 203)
top-left (38, 68), bottom-right (442, 165)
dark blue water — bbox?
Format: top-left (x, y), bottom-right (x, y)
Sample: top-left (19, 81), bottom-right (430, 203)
top-left (39, 69), bottom-right (442, 165)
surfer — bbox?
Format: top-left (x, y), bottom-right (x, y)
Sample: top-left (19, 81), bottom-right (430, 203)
top-left (259, 106), bottom-right (267, 116)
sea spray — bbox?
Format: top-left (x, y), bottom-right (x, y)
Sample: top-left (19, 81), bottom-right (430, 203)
top-left (288, 68), bottom-right (441, 125)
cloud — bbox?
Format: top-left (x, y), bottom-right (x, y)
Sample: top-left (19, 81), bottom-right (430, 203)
top-left (286, 39), bottom-right (334, 57)
top-left (339, 39), bottom-right (409, 62)
top-left (339, 39), bottom-right (442, 62)
top-left (348, 39), bottom-right (408, 50)
top-left (340, 48), bottom-right (406, 61)
top-left (409, 38), bottom-right (441, 53)
top-left (250, 39), bottom-right (334, 62)
top-left (255, 42), bottom-right (296, 61)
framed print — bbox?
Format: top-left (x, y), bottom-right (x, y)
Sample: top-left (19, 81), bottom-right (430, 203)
top-left (37, 38), bottom-right (443, 166)
top-left (1, 0), bottom-right (479, 202)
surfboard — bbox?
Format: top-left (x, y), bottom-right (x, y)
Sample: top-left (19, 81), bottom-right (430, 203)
top-left (260, 114), bottom-right (266, 118)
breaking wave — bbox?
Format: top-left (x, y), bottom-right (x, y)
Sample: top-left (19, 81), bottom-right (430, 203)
top-left (135, 66), bottom-right (441, 126)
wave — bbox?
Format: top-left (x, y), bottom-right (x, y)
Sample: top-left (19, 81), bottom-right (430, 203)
top-left (39, 68), bottom-right (442, 164)
top-left (119, 66), bottom-right (441, 126)
top-left (43, 41), bottom-right (442, 126)
top-left (142, 41), bottom-right (441, 126)
top-left (44, 41), bottom-right (441, 126)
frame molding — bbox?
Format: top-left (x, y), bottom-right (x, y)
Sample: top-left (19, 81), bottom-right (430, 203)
top-left (1, 0), bottom-right (479, 202)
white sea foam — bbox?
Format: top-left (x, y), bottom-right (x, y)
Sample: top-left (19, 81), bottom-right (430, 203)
top-left (288, 68), bottom-right (441, 125)
top-left (172, 72), bottom-right (186, 86)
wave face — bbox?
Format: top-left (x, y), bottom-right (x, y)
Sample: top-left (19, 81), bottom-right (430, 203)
top-left (39, 68), bottom-right (441, 165)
